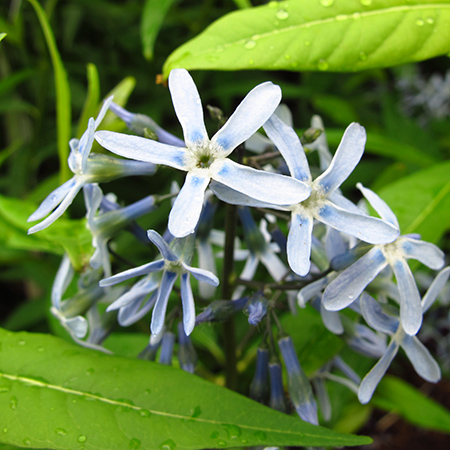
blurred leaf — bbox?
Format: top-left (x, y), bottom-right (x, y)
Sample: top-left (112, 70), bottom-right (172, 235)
top-left (0, 33), bottom-right (5, 42)
top-left (101, 76), bottom-right (136, 128)
top-left (377, 160), bottom-right (450, 243)
top-left (2, 298), bottom-right (48, 331)
top-left (0, 194), bottom-right (93, 270)
top-left (103, 333), bottom-right (149, 358)
top-left (163, 0), bottom-right (450, 77)
top-left (28, 0), bottom-right (71, 184)
top-left (0, 328), bottom-right (371, 449)
top-left (76, 63), bottom-right (100, 139)
top-left (0, 68), bottom-right (35, 98)
top-left (141, 0), bottom-right (176, 61)
top-left (312, 95), bottom-right (358, 126)
top-left (372, 375), bottom-right (450, 433)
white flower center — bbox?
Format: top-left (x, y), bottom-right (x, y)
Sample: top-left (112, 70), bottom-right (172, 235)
top-left (380, 237), bottom-right (404, 264)
top-left (291, 180), bottom-right (326, 215)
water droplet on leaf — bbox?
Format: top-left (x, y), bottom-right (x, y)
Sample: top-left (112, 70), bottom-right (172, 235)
top-left (352, 12), bottom-right (361, 19)
top-left (191, 405), bottom-right (202, 418)
top-left (23, 438), bottom-right (31, 446)
top-left (139, 409), bottom-right (152, 418)
top-left (2, 427), bottom-right (7, 433)
top-left (222, 424), bottom-right (242, 439)
top-left (158, 439), bottom-right (176, 450)
top-left (276, 9), bottom-right (289, 20)
top-left (77, 435), bottom-right (87, 443)
top-left (317, 60), bottom-right (329, 71)
top-left (336, 15), bottom-right (348, 21)
top-left (129, 438), bottom-right (141, 449)
top-left (217, 441), bottom-right (226, 447)
top-left (10, 396), bottom-right (17, 410)
top-left (360, 0), bottom-right (372, 5)
top-left (18, 340), bottom-right (26, 346)
top-left (254, 431), bottom-right (266, 441)
top-left (426, 17), bottom-right (434, 24)
top-left (210, 431), bottom-right (219, 439)
top-left (416, 19), bottom-right (424, 26)
top-left (85, 368), bottom-right (94, 376)
top-left (37, 346), bottom-right (44, 352)
top-left (320, 0), bottom-right (334, 6)
top-left (55, 428), bottom-right (67, 436)
top-left (244, 40), bottom-right (256, 49)
top-left (359, 51), bottom-right (367, 61)
top-left (144, 388), bottom-right (151, 395)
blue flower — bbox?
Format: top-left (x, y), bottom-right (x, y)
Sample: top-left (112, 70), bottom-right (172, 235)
top-left (95, 69), bottom-right (311, 238)
top-left (101, 230), bottom-right (219, 336)
top-left (28, 97), bottom-right (156, 234)
top-left (358, 267), bottom-right (450, 403)
top-left (322, 184), bottom-right (445, 336)
top-left (211, 114), bottom-right (399, 276)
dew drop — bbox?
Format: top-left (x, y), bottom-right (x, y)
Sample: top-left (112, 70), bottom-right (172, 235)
top-left (37, 346), bottom-right (45, 352)
top-left (416, 19), bottom-right (424, 26)
top-left (23, 438), bottom-right (31, 446)
top-left (360, 0), bottom-right (372, 5)
top-left (336, 14), bottom-right (348, 21)
top-left (221, 424), bottom-right (242, 439)
top-left (129, 438), bottom-right (141, 449)
top-left (18, 339), bottom-right (26, 346)
top-left (426, 17), bottom-right (434, 24)
top-left (191, 405), bottom-right (202, 418)
top-left (144, 388), bottom-right (151, 395)
top-left (359, 51), bottom-right (367, 61)
top-left (77, 435), bottom-right (87, 443)
top-left (348, 292), bottom-right (355, 300)
top-left (241, 439), bottom-right (248, 444)
top-left (139, 409), bottom-right (152, 418)
top-left (244, 40), bottom-right (256, 50)
top-left (72, 399), bottom-right (77, 403)
top-left (352, 12), bottom-right (361, 19)
top-left (205, 55), bottom-right (219, 63)
top-left (268, 0), bottom-right (278, 7)
top-left (158, 438), bottom-right (176, 450)
top-left (320, 0), bottom-right (334, 6)
top-left (317, 59), bottom-right (329, 71)
top-left (276, 9), bottom-right (289, 20)
top-left (217, 441), bottom-right (227, 447)
top-left (254, 431), bottom-right (267, 441)
top-left (210, 431), bottom-right (219, 439)
top-left (2, 427), bottom-right (7, 433)
top-left (55, 428), bottom-right (67, 436)
top-left (10, 396), bottom-right (17, 410)
top-left (85, 368), bottom-right (94, 376)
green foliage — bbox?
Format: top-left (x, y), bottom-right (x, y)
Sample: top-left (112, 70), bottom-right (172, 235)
top-left (163, 0), bottom-right (450, 77)
top-left (0, 33), bottom-right (6, 42)
top-left (0, 328), bottom-right (371, 449)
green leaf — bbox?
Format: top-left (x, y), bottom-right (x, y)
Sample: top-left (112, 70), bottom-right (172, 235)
top-left (77, 63), bottom-right (100, 139)
top-left (372, 375), bottom-right (450, 433)
top-left (0, 33), bottom-right (5, 42)
top-left (0, 328), bottom-right (371, 449)
top-left (28, 0), bottom-right (71, 184)
top-left (101, 76), bottom-right (136, 129)
top-left (163, 0), bottom-right (450, 77)
top-left (141, 0), bottom-right (176, 60)
top-left (0, 194), bottom-right (93, 270)
top-left (377, 160), bottom-right (450, 243)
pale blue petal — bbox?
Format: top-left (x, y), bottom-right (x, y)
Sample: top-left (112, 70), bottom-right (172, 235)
top-left (209, 180), bottom-right (285, 208)
top-left (360, 292), bottom-right (399, 334)
top-left (260, 250), bottom-right (288, 282)
top-left (197, 240), bottom-right (217, 299)
top-left (349, 324), bottom-right (387, 358)
top-left (316, 123), bottom-right (366, 194)
top-left (182, 262), bottom-right (220, 286)
top-left (318, 201), bottom-right (399, 244)
top-left (83, 183), bottom-right (103, 227)
top-left (309, 115), bottom-right (332, 172)
top-left (51, 254), bottom-right (74, 309)
top-left (80, 118), bottom-right (96, 172)
top-left (213, 159), bottom-right (311, 205)
top-left (168, 172), bottom-right (210, 238)
top-left (28, 179), bottom-right (84, 234)
top-left (401, 238), bottom-right (445, 270)
top-left (287, 212), bottom-right (313, 277)
top-left (212, 82), bottom-right (282, 155)
top-left (325, 226), bottom-right (347, 261)
top-left (168, 68), bottom-right (208, 146)
top-left (263, 113), bottom-right (311, 182)
top-left (118, 292), bottom-right (157, 326)
top-left (328, 191), bottom-right (366, 215)
top-left (28, 178), bottom-right (77, 222)
top-left (357, 183), bottom-right (399, 228)
top-left (320, 302), bottom-right (344, 334)
top-left (323, 247), bottom-right (388, 311)
top-left (358, 339), bottom-right (399, 404)
top-left (151, 271), bottom-right (178, 336)
top-left (95, 131), bottom-right (187, 170)
top-left (64, 316), bottom-right (89, 339)
top-left (233, 255), bottom-right (258, 299)
top-left (392, 258), bottom-right (423, 336)
top-left (297, 274), bottom-right (333, 307)
top-left (94, 96), bottom-right (113, 128)
top-left (100, 259), bottom-right (164, 287)
top-left (422, 266), bottom-right (450, 313)
top-left (147, 230), bottom-right (178, 262)
top-left (401, 335), bottom-right (441, 382)
top-left (180, 273), bottom-right (196, 336)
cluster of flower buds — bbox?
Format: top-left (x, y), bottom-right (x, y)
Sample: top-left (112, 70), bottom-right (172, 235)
top-left (28, 69), bottom-right (448, 424)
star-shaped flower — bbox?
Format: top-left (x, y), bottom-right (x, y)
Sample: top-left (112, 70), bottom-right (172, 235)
top-left (27, 97), bottom-right (156, 234)
top-left (95, 69), bottom-right (311, 238)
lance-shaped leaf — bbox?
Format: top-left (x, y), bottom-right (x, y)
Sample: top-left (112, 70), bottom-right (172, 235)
top-left (163, 0), bottom-right (450, 77)
top-left (0, 328), bottom-right (371, 449)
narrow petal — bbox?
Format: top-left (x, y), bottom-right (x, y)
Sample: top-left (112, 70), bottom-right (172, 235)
top-left (100, 259), bottom-right (165, 287)
top-left (358, 339), bottom-right (399, 404)
top-left (118, 292), bottom-right (157, 327)
top-left (263, 113), bottom-right (311, 182)
top-left (168, 172), bottom-right (210, 237)
top-left (315, 123), bottom-right (366, 194)
top-left (197, 240), bottom-right (217, 299)
top-left (328, 191), bottom-right (366, 215)
top-left (51, 254), bottom-right (74, 309)
top-left (392, 258), bottom-right (423, 335)
top-left (212, 82), bottom-right (282, 155)
top-left (360, 292), bottom-right (399, 334)
top-left (401, 335), bottom-right (441, 382)
top-left (80, 118), bottom-right (96, 172)
top-left (233, 255), bottom-right (258, 299)
top-left (357, 183), bottom-right (399, 228)
top-left (180, 273), bottom-right (196, 335)
top-left (168, 69), bottom-right (208, 146)
top-left (28, 180), bottom-right (84, 234)
top-left (213, 159), bottom-right (310, 205)
top-left (147, 230), bottom-right (178, 262)
top-left (320, 302), bottom-right (344, 334)
top-left (322, 247), bottom-right (388, 311)
top-left (83, 183), bottom-right (103, 225)
top-left (94, 96), bottom-right (113, 129)
top-left (182, 262), bottom-right (220, 286)
top-left (287, 212), bottom-right (313, 277)
top-left (95, 131), bottom-right (187, 170)
top-left (260, 250), bottom-right (288, 282)
top-left (318, 202), bottom-right (399, 244)
top-left (422, 266), bottom-right (450, 313)
top-left (28, 178), bottom-right (77, 222)
top-left (401, 238), bottom-right (445, 270)
top-left (151, 271), bottom-right (178, 336)
top-left (297, 273), bottom-right (334, 308)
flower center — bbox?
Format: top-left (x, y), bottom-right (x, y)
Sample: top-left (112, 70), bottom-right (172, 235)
top-left (185, 140), bottom-right (224, 173)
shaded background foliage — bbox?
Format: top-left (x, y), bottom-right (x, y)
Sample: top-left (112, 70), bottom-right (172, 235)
top-left (1, 0), bottom-right (450, 449)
